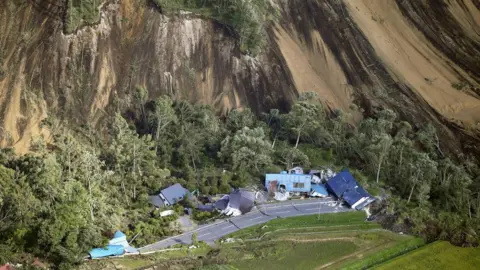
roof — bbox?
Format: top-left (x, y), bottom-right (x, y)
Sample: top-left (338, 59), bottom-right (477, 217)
top-left (325, 171), bottom-right (358, 197)
top-left (311, 183), bottom-right (328, 196)
top-left (265, 173), bottom-right (312, 192)
top-left (326, 171), bottom-right (375, 209)
top-left (161, 183), bottom-right (189, 205)
top-left (148, 195), bottom-right (165, 208)
top-left (225, 189), bottom-right (255, 214)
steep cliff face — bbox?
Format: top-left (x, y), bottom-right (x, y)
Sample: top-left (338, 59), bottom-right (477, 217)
top-left (1, 0), bottom-right (480, 155)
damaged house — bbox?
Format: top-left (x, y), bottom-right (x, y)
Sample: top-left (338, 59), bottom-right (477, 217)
top-left (265, 172), bottom-right (312, 194)
top-left (326, 171), bottom-right (375, 210)
top-left (215, 188), bottom-right (256, 216)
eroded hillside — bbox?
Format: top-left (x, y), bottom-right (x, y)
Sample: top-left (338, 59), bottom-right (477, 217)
top-left (1, 0), bottom-right (479, 155)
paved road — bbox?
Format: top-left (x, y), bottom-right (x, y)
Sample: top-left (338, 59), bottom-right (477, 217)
top-left (139, 198), bottom-right (351, 253)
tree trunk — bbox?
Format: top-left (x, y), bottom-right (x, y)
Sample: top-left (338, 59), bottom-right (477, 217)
top-left (295, 130), bottom-right (301, 148)
top-left (191, 155), bottom-right (197, 171)
top-left (407, 181), bottom-right (416, 204)
top-left (376, 158), bottom-right (382, 183)
top-left (272, 134), bottom-right (277, 149)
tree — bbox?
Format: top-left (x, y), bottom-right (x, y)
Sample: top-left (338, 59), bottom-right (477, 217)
top-left (226, 108), bottom-right (255, 133)
top-left (407, 152), bottom-right (437, 204)
top-left (262, 109), bottom-right (283, 148)
top-left (150, 96), bottom-right (177, 153)
top-left (219, 127), bottom-right (272, 173)
top-left (366, 134), bottom-right (393, 183)
top-left (284, 92), bottom-right (325, 148)
top-left (277, 146), bottom-right (311, 169)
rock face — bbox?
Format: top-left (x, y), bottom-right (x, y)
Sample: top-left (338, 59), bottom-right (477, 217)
top-left (1, 0), bottom-right (479, 155)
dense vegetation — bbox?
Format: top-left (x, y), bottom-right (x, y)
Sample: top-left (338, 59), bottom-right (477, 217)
top-left (1, 91), bottom-right (480, 268)
top-left (152, 0), bottom-right (278, 54)
top-left (376, 241), bottom-right (480, 269)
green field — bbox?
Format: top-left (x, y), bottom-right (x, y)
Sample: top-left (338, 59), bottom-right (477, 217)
top-left (375, 241), bottom-right (480, 270)
top-left (82, 212), bottom-right (424, 270)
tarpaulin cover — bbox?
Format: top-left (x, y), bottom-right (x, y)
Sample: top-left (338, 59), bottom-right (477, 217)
top-left (89, 245), bottom-right (124, 259)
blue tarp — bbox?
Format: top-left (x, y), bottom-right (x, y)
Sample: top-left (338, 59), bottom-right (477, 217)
top-left (89, 231), bottom-right (138, 259)
top-left (326, 171), bottom-right (375, 209)
top-left (89, 245), bottom-right (124, 259)
top-left (311, 183), bottom-right (328, 196)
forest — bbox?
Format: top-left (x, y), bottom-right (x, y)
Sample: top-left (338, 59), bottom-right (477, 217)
top-left (1, 91), bottom-right (480, 268)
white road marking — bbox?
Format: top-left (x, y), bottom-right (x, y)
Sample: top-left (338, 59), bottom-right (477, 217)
top-left (199, 232), bottom-right (211, 237)
top-left (222, 225), bottom-right (235, 230)
top-left (274, 211), bottom-right (291, 214)
top-left (305, 208), bottom-right (321, 211)
top-left (250, 216), bottom-right (263, 221)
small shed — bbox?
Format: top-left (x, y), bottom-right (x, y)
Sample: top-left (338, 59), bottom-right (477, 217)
top-left (265, 173), bottom-right (312, 193)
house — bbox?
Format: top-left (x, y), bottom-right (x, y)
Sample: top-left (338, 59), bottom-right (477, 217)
top-left (325, 171), bottom-right (375, 210)
top-left (89, 231), bottom-right (138, 259)
top-left (149, 183), bottom-right (189, 208)
top-left (265, 173), bottom-right (312, 193)
top-left (215, 189), bottom-right (256, 216)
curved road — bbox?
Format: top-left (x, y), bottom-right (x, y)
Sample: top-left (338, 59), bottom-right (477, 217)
top-left (139, 198), bottom-right (351, 253)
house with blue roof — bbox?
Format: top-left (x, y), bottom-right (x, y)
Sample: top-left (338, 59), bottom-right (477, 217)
top-left (149, 183), bottom-right (190, 208)
top-left (325, 171), bottom-right (375, 210)
top-left (265, 173), bottom-right (312, 193)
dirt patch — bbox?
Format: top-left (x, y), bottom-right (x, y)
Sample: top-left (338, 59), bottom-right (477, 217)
top-left (345, 0), bottom-right (480, 125)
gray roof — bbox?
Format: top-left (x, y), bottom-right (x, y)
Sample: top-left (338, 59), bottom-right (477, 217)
top-left (161, 183), bottom-right (188, 205)
top-left (227, 189), bottom-right (255, 214)
top-left (148, 195), bottom-right (165, 208)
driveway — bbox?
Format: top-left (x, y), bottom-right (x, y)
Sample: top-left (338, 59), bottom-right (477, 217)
top-left (139, 198), bottom-right (351, 253)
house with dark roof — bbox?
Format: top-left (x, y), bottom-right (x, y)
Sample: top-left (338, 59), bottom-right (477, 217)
top-left (325, 171), bottom-right (375, 210)
top-left (215, 188), bottom-right (257, 216)
top-left (149, 183), bottom-right (189, 208)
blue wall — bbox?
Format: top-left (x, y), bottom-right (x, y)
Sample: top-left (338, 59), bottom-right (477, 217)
top-left (265, 174), bottom-right (312, 193)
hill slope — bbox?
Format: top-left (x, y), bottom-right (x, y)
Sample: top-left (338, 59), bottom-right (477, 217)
top-left (1, 0), bottom-right (479, 155)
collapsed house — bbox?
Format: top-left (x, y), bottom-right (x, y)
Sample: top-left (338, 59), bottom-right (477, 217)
top-left (149, 183), bottom-right (190, 208)
top-left (325, 171), bottom-right (375, 210)
top-left (89, 231), bottom-right (138, 259)
top-left (215, 189), bottom-right (256, 216)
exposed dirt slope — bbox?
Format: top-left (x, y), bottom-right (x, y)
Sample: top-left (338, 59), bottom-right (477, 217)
top-left (0, 0), bottom-right (479, 155)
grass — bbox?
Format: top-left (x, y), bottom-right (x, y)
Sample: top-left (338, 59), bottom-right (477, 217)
top-left (227, 211), bottom-right (376, 239)
top-left (340, 237), bottom-right (425, 270)
top-left (84, 212), bottom-right (420, 270)
top-left (375, 241), bottom-right (480, 270)
top-left (229, 240), bottom-right (358, 270)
